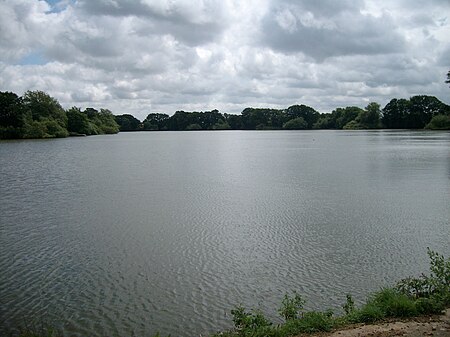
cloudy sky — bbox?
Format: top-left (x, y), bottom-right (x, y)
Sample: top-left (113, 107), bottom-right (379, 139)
top-left (0, 0), bottom-right (449, 120)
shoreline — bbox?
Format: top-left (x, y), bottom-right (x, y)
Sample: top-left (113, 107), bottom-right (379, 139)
top-left (311, 309), bottom-right (450, 337)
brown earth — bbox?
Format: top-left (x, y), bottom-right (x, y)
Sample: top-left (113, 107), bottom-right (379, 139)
top-left (301, 309), bottom-right (450, 337)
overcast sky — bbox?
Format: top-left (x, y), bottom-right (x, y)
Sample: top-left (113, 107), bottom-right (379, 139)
top-left (0, 0), bottom-right (449, 120)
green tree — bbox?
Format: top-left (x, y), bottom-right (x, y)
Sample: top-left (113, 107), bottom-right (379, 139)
top-left (143, 113), bottom-right (169, 130)
top-left (67, 106), bottom-right (90, 135)
top-left (0, 91), bottom-right (26, 138)
top-left (425, 115), bottom-right (450, 130)
top-left (116, 114), bottom-right (141, 131)
top-left (283, 117), bottom-right (308, 130)
top-left (22, 90), bottom-right (68, 138)
top-left (225, 113), bottom-right (242, 129)
top-left (382, 96), bottom-right (449, 129)
top-left (333, 107), bottom-right (363, 129)
top-left (286, 104), bottom-right (320, 129)
top-left (358, 102), bottom-right (381, 128)
top-left (382, 98), bottom-right (410, 129)
top-left (241, 108), bottom-right (286, 129)
top-left (313, 113), bottom-right (334, 129)
top-left (83, 107), bottom-right (119, 134)
top-left (22, 90), bottom-right (67, 129)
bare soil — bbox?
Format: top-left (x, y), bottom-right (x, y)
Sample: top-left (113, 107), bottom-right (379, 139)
top-left (302, 309), bottom-right (450, 337)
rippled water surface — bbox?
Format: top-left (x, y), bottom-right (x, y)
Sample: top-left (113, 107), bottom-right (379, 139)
top-left (1, 130), bottom-right (449, 336)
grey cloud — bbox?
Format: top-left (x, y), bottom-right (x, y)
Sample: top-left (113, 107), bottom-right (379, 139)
top-left (260, 2), bottom-right (406, 60)
top-left (77, 0), bottom-right (227, 46)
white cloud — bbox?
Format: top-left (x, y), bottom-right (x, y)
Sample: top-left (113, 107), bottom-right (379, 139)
top-left (0, 0), bottom-right (449, 121)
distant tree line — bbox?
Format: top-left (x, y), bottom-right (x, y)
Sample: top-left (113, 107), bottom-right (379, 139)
top-left (0, 90), bottom-right (119, 139)
top-left (115, 95), bottom-right (450, 132)
top-left (1, 90), bottom-right (449, 140)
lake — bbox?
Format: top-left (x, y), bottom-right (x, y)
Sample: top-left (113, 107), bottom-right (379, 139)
top-left (0, 130), bottom-right (449, 336)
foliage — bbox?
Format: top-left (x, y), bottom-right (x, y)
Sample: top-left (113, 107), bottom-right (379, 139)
top-left (286, 104), bottom-right (319, 129)
top-left (280, 311), bottom-right (334, 334)
top-left (66, 107), bottom-right (91, 135)
top-left (342, 294), bottom-right (355, 315)
top-left (143, 113), bottom-right (169, 131)
top-left (343, 120), bottom-right (364, 129)
top-left (2, 89), bottom-right (450, 139)
top-left (382, 96), bottom-right (449, 129)
top-left (230, 305), bottom-right (272, 332)
top-left (115, 114), bottom-right (142, 131)
top-left (278, 291), bottom-right (305, 320)
top-left (358, 102), bottom-right (381, 128)
top-left (395, 248), bottom-right (450, 306)
top-left (185, 123), bottom-right (202, 130)
top-left (283, 117), bottom-right (308, 130)
top-left (425, 114), bottom-right (450, 130)
top-left (346, 302), bottom-right (385, 323)
top-left (0, 90), bottom-right (119, 139)
top-left (369, 288), bottom-right (417, 318)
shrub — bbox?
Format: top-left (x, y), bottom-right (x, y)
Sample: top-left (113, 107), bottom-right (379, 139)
top-left (231, 305), bottom-right (272, 333)
top-left (347, 302), bottom-right (385, 323)
top-left (278, 291), bottom-right (305, 321)
top-left (369, 288), bottom-right (417, 318)
top-left (280, 311), bottom-right (334, 334)
top-left (395, 248), bottom-right (450, 305)
top-left (342, 294), bottom-right (355, 315)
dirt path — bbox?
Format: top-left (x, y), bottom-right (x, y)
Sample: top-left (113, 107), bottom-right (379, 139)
top-left (308, 309), bottom-right (450, 337)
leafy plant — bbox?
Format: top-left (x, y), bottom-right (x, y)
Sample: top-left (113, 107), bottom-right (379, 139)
top-left (278, 291), bottom-right (305, 321)
top-left (342, 294), bottom-right (355, 315)
top-left (230, 305), bottom-right (272, 332)
top-left (395, 248), bottom-right (450, 305)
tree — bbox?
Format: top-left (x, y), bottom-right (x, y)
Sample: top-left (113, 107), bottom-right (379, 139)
top-left (382, 96), bottom-right (449, 129)
top-left (286, 104), bottom-right (320, 129)
top-left (143, 113), bottom-right (169, 130)
top-left (283, 117), bottom-right (308, 130)
top-left (382, 98), bottom-right (410, 129)
top-left (0, 91), bottom-right (26, 138)
top-left (333, 107), bottom-right (363, 129)
top-left (425, 115), bottom-right (450, 130)
top-left (241, 108), bottom-right (286, 129)
top-left (224, 113), bottom-right (242, 130)
top-left (22, 90), bottom-right (68, 138)
top-left (358, 102), bottom-right (381, 129)
top-left (67, 107), bottom-right (90, 135)
top-left (83, 107), bottom-right (119, 134)
top-left (22, 90), bottom-right (67, 128)
top-left (116, 114), bottom-right (141, 131)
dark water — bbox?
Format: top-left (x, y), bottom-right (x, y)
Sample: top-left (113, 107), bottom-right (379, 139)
top-left (1, 130), bottom-right (449, 336)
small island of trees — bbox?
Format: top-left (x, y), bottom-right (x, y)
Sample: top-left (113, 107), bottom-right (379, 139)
top-left (1, 89), bottom-right (450, 140)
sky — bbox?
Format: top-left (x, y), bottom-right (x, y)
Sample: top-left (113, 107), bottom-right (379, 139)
top-left (0, 0), bottom-right (449, 121)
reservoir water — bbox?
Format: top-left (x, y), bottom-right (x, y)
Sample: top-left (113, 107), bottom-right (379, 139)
top-left (0, 130), bottom-right (449, 336)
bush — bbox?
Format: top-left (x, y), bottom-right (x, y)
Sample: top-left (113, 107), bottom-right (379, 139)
top-left (425, 114), bottom-right (450, 130)
top-left (230, 305), bottom-right (272, 333)
top-left (342, 294), bottom-right (355, 315)
top-left (369, 288), bottom-right (417, 318)
top-left (395, 248), bottom-right (450, 306)
top-left (347, 302), bottom-right (385, 323)
top-left (278, 291), bottom-right (305, 321)
top-left (279, 311), bottom-right (334, 335)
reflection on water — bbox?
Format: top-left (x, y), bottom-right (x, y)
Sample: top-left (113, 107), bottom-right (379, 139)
top-left (1, 130), bottom-right (449, 336)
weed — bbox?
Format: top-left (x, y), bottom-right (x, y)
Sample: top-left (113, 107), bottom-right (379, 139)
top-left (278, 291), bottom-right (305, 321)
top-left (342, 294), bottom-right (355, 315)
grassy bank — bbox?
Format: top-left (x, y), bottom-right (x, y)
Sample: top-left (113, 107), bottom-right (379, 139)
top-left (9, 249), bottom-right (450, 337)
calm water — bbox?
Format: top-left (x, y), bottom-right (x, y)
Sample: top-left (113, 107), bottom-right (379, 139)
top-left (1, 130), bottom-right (449, 336)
